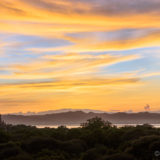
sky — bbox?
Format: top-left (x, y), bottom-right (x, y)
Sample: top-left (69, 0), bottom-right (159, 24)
top-left (0, 0), bottom-right (160, 113)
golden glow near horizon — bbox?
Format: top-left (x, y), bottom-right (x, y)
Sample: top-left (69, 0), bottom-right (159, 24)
top-left (0, 0), bottom-right (160, 113)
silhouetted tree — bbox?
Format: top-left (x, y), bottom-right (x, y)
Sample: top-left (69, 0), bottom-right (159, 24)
top-left (81, 117), bottom-right (112, 129)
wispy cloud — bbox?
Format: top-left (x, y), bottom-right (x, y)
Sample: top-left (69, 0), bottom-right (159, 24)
top-left (0, 0), bottom-right (160, 113)
top-left (0, 0), bottom-right (160, 36)
top-left (0, 53), bottom-right (140, 79)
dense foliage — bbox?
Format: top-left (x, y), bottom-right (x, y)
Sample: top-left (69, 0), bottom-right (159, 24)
top-left (0, 117), bottom-right (160, 160)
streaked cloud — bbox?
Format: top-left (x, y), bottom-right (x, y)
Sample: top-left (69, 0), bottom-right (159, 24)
top-left (28, 30), bottom-right (160, 53)
top-left (0, 53), bottom-right (140, 80)
top-left (0, 0), bottom-right (160, 113)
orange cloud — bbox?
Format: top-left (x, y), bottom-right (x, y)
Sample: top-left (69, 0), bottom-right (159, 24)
top-left (0, 53), bottom-right (140, 80)
top-left (0, 0), bottom-right (160, 113)
top-left (0, 0), bottom-right (160, 37)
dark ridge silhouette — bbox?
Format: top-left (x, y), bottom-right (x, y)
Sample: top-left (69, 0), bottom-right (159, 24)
top-left (10, 109), bottom-right (107, 115)
top-left (2, 111), bottom-right (160, 126)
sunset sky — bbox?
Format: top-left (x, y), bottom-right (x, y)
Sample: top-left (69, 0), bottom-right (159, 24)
top-left (0, 0), bottom-right (160, 113)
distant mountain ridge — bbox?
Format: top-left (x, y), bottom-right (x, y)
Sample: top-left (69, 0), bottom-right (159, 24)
top-left (2, 111), bottom-right (160, 126)
top-left (6, 109), bottom-right (107, 115)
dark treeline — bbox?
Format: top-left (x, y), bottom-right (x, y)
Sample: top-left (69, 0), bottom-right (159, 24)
top-left (0, 117), bottom-right (160, 160)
